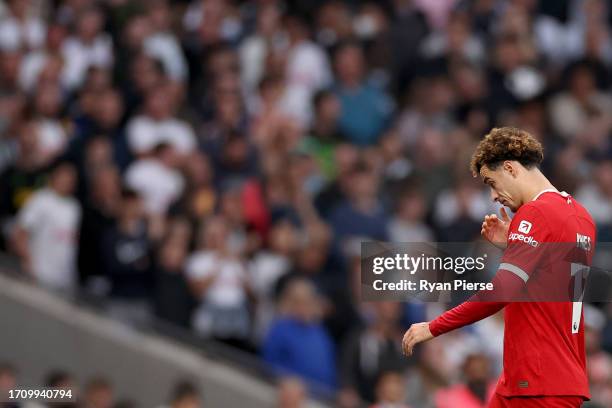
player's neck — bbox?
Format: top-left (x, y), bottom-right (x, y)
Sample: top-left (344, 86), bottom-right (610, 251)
top-left (522, 170), bottom-right (557, 204)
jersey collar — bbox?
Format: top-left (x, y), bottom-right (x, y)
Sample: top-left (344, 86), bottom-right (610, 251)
top-left (532, 188), bottom-right (568, 201)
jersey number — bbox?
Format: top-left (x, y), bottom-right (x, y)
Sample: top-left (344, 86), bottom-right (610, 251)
top-left (571, 262), bottom-right (589, 334)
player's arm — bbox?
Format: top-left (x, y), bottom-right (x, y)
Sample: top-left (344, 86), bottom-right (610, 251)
top-left (402, 270), bottom-right (524, 356)
top-left (402, 205), bottom-right (548, 356)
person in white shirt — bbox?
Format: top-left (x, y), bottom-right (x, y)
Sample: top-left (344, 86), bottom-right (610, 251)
top-left (143, 0), bottom-right (189, 82)
top-left (186, 216), bottom-right (252, 344)
top-left (18, 23), bottom-right (70, 93)
top-left (60, 6), bottom-right (113, 91)
top-left (389, 190), bottom-right (434, 243)
top-left (238, 3), bottom-right (284, 93)
top-left (32, 81), bottom-right (68, 164)
top-left (280, 14), bottom-right (332, 127)
top-left (126, 85), bottom-right (196, 156)
top-left (249, 219), bottom-right (297, 340)
top-left (124, 143), bottom-right (185, 216)
top-left (575, 159), bottom-right (612, 225)
top-left (0, 0), bottom-right (46, 52)
top-left (12, 160), bottom-right (81, 292)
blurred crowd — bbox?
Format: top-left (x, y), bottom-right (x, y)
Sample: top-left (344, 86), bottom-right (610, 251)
top-left (0, 362), bottom-right (205, 408)
top-left (1, 0), bottom-right (612, 407)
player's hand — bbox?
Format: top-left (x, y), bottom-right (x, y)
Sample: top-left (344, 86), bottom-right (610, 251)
top-left (402, 322), bottom-right (433, 357)
top-left (481, 207), bottom-right (510, 249)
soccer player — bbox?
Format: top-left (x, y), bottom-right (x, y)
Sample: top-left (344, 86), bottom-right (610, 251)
top-left (402, 127), bottom-right (596, 408)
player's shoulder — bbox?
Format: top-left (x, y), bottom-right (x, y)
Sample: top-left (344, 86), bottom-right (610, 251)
top-left (511, 194), bottom-right (562, 237)
top-left (513, 200), bottom-right (546, 222)
top-left (518, 192), bottom-right (568, 220)
top-left (531, 191), bottom-right (568, 208)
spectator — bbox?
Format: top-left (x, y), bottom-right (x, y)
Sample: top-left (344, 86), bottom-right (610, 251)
top-left (42, 370), bottom-right (77, 408)
top-left (179, 152), bottom-right (217, 218)
top-left (378, 130), bottom-right (413, 188)
top-left (82, 377), bottom-right (114, 408)
top-left (101, 189), bottom-right (153, 325)
top-left (122, 53), bottom-right (166, 116)
top-left (549, 63), bottom-right (612, 141)
top-left (370, 371), bottom-right (411, 408)
top-left (182, 0), bottom-right (243, 47)
top-left (208, 132), bottom-right (259, 189)
top-left (314, 142), bottom-right (359, 218)
top-left (585, 305), bottom-right (612, 406)
top-left (153, 219), bottom-right (196, 328)
top-left (0, 0), bottom-right (46, 52)
top-left (433, 178), bottom-right (493, 241)
top-left (575, 159), bottom-right (612, 229)
top-left (78, 165), bottom-right (120, 291)
top-left (186, 216), bottom-right (252, 349)
top-left (340, 302), bottom-right (408, 403)
top-left (277, 377), bottom-right (306, 408)
top-left (124, 143), bottom-right (185, 216)
top-left (250, 219), bottom-right (297, 340)
top-left (239, 3), bottom-right (284, 93)
top-left (280, 13), bottom-right (332, 126)
top-left (61, 6), bottom-right (113, 91)
top-left (70, 88), bottom-right (131, 171)
top-left (396, 78), bottom-right (456, 152)
top-left (143, 0), bottom-right (189, 82)
top-left (435, 353), bottom-right (496, 408)
top-left (299, 90), bottom-right (344, 180)
top-left (45, 369), bottom-right (75, 389)
top-left (199, 72), bottom-right (246, 143)
top-left (328, 161), bottom-right (388, 244)
top-left (0, 362), bottom-right (18, 408)
top-left (332, 42), bottom-right (394, 146)
top-left (388, 189), bottom-right (434, 243)
top-left (74, 135), bottom-right (115, 203)
top-left (420, 11), bottom-right (485, 64)
top-left (277, 221), bottom-right (335, 294)
top-left (12, 160), bottom-right (80, 291)
top-left (157, 380), bottom-right (202, 408)
top-left (0, 120), bottom-right (47, 241)
top-left (262, 277), bottom-right (337, 391)
top-left (0, 48), bottom-right (23, 97)
top-left (31, 82), bottom-right (68, 164)
top-left (17, 22), bottom-right (67, 93)
top-left (126, 85), bottom-right (196, 156)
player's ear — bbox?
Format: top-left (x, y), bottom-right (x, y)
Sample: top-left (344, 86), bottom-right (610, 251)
top-left (503, 160), bottom-right (517, 177)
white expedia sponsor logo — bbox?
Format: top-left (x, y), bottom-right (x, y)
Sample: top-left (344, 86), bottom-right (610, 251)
top-left (508, 232), bottom-right (539, 247)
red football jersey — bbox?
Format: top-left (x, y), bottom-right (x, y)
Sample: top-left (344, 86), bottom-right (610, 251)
top-left (430, 190), bottom-right (597, 399)
top-left (496, 190), bottom-right (595, 398)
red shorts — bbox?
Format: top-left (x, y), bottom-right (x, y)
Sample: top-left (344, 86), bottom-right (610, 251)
top-left (488, 394), bottom-right (584, 408)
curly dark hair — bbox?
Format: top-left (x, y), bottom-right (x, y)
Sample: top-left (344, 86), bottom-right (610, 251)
top-left (470, 127), bottom-right (544, 176)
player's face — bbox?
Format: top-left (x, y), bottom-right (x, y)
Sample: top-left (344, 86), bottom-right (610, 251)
top-left (480, 164), bottom-right (522, 212)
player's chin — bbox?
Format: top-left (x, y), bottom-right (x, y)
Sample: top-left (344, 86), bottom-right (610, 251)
top-left (501, 200), bottom-right (516, 212)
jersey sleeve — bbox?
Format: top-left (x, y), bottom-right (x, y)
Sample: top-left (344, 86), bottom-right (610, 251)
top-left (499, 204), bottom-right (550, 284)
top-left (429, 301), bottom-right (506, 337)
top-left (429, 205), bottom-right (552, 337)
top-left (428, 267), bottom-right (528, 336)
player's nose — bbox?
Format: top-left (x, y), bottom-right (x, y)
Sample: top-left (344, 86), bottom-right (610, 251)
top-left (490, 188), bottom-right (499, 202)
